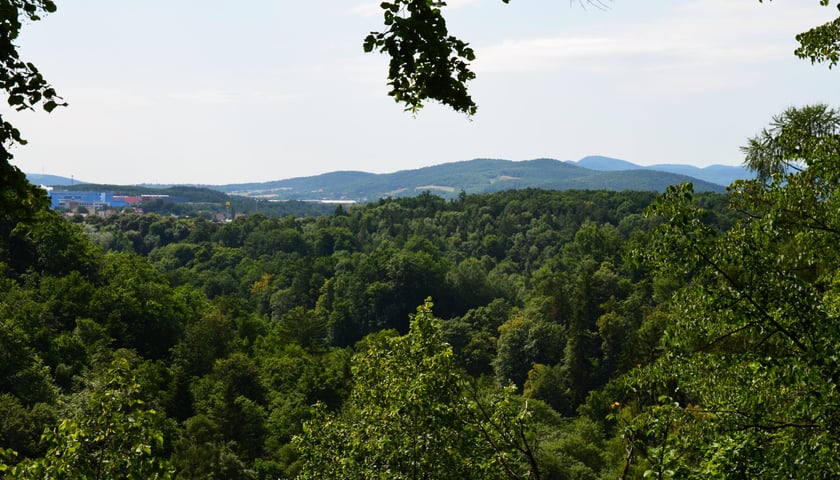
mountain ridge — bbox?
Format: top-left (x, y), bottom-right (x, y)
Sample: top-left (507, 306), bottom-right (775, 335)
top-left (28, 156), bottom-right (751, 202)
top-left (570, 155), bottom-right (749, 186)
top-left (213, 157), bottom-right (745, 201)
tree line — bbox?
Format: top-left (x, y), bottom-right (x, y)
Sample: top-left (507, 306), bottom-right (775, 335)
top-left (2, 0), bottom-right (838, 476)
top-left (0, 176), bottom-right (708, 478)
top-left (3, 105), bottom-right (839, 478)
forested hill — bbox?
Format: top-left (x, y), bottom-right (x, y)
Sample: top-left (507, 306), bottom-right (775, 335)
top-left (28, 157), bottom-right (744, 204)
top-left (569, 155), bottom-right (750, 186)
top-left (213, 157), bottom-right (733, 201)
top-left (0, 186), bottom-right (736, 479)
top-left (5, 128), bottom-right (840, 477)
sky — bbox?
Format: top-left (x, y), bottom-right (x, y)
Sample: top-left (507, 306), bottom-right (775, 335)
top-left (6, 0), bottom-right (840, 185)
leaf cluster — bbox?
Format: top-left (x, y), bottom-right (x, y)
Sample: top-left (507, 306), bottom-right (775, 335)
top-left (364, 1), bottom-right (478, 115)
top-left (0, 1), bottom-right (64, 162)
top-left (0, 186), bottom-right (684, 479)
top-left (620, 105), bottom-right (840, 477)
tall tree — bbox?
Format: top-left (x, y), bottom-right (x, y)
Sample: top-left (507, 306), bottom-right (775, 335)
top-left (0, 357), bottom-right (172, 479)
top-left (295, 299), bottom-right (542, 479)
top-left (367, 1), bottom-right (840, 114)
top-left (760, 0), bottom-right (840, 67)
top-left (0, 1), bottom-right (65, 236)
top-left (620, 105), bottom-right (840, 478)
top-left (363, 0), bottom-right (614, 115)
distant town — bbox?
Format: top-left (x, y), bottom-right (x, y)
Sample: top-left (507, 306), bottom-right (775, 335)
top-left (40, 186), bottom-right (339, 220)
top-left (45, 188), bottom-right (180, 216)
top-left (47, 189), bottom-right (180, 210)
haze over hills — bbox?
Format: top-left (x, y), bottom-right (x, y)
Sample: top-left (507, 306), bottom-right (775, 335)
top-left (569, 155), bottom-right (750, 187)
top-left (26, 173), bottom-right (89, 186)
top-left (214, 157), bottom-right (748, 202)
top-left (27, 156), bottom-right (752, 203)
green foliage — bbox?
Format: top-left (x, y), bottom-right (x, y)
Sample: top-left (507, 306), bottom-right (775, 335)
top-left (0, 185), bottom-right (712, 478)
top-left (362, 1), bottom-right (840, 116)
top-left (1, 357), bottom-right (172, 479)
top-left (172, 311), bottom-right (237, 377)
top-left (787, 1), bottom-right (840, 67)
top-left (494, 315), bottom-right (565, 388)
top-left (5, 2), bottom-right (839, 478)
top-left (0, 394), bottom-right (54, 459)
top-left (91, 252), bottom-right (190, 358)
top-left (273, 306), bottom-right (327, 350)
top-left (0, 311), bottom-right (57, 405)
top-left (170, 414), bottom-right (255, 480)
top-left (537, 416), bottom-right (608, 480)
top-left (0, 162), bottom-right (50, 241)
top-left (795, 15), bottom-right (840, 67)
top-left (0, 2), bottom-right (64, 228)
top-left (621, 105), bottom-right (840, 477)
top-left (365, 0), bottom-right (477, 115)
top-left (0, 1), bottom-right (61, 114)
top-left (295, 299), bottom-right (540, 479)
top-left (215, 159), bottom-right (726, 203)
top-left (5, 210), bottom-right (100, 278)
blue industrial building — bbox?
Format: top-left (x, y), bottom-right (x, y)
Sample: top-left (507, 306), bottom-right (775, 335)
top-left (49, 191), bottom-right (129, 211)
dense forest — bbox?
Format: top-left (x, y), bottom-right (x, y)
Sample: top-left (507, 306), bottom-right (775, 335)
top-left (3, 106), bottom-right (840, 479)
top-left (52, 184), bottom-right (338, 219)
top-left (0, 179), bottom-right (717, 478)
top-left (1, 1), bottom-right (838, 475)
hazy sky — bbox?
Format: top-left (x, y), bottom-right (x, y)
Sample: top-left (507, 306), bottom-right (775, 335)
top-left (7, 0), bottom-right (840, 185)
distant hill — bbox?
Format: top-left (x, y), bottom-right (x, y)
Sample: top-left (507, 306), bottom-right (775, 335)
top-left (53, 183), bottom-right (232, 203)
top-left (216, 170), bottom-right (379, 200)
top-left (214, 157), bottom-right (732, 202)
top-left (569, 155), bottom-right (751, 187)
top-left (26, 173), bottom-right (87, 186)
top-left (573, 156), bottom-right (641, 171)
top-left (28, 156), bottom-right (750, 204)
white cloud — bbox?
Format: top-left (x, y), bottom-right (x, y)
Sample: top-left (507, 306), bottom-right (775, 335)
top-left (167, 90), bottom-right (300, 105)
top-left (58, 87), bottom-right (159, 109)
top-left (347, 2), bottom-right (380, 17)
top-left (168, 90), bottom-right (237, 104)
top-left (474, 0), bottom-right (832, 79)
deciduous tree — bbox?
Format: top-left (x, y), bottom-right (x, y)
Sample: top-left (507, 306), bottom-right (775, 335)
top-left (0, 1), bottom-right (65, 233)
top-left (367, 1), bottom-right (840, 114)
top-left (620, 104), bottom-right (840, 477)
top-left (295, 299), bottom-right (542, 479)
top-left (0, 357), bottom-right (171, 479)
